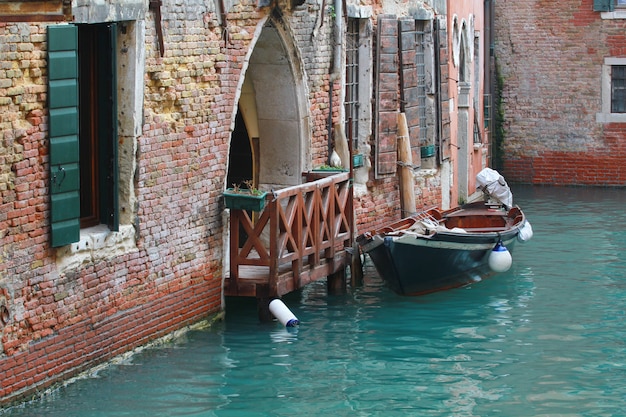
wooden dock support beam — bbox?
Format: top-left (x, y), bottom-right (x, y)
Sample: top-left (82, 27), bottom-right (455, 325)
top-left (350, 241), bottom-right (363, 288)
top-left (327, 267), bottom-right (346, 294)
top-left (256, 284), bottom-right (272, 323)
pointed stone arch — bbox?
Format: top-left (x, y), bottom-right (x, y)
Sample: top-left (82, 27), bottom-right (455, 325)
top-left (228, 16), bottom-right (310, 193)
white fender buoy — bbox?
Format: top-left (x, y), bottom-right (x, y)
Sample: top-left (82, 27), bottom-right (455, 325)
top-left (269, 299), bottom-right (299, 327)
top-left (488, 241), bottom-right (512, 273)
top-left (518, 221), bottom-right (533, 242)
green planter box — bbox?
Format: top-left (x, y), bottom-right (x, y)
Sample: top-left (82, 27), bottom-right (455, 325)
top-left (353, 154), bottom-right (364, 168)
top-left (420, 145), bottom-right (435, 158)
top-left (224, 189), bottom-right (268, 211)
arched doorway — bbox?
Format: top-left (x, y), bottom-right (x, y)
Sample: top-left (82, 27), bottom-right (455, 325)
top-left (227, 19), bottom-right (309, 193)
top-left (226, 109), bottom-right (253, 190)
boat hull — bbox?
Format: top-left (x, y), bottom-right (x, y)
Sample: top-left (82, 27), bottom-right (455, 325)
top-left (357, 201), bottom-right (528, 296)
top-left (363, 232), bottom-right (517, 295)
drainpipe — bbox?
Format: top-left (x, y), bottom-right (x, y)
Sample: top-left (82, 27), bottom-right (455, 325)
top-left (331, 0), bottom-right (343, 80)
top-left (328, 0), bottom-right (343, 163)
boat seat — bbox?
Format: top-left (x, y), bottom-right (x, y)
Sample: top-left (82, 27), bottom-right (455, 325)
top-left (461, 226), bottom-right (509, 232)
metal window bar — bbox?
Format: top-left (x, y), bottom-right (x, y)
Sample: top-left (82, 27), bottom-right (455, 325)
top-left (484, 94), bottom-right (494, 165)
top-left (345, 19), bottom-right (359, 150)
top-left (415, 27), bottom-right (427, 145)
top-left (611, 65), bottom-right (626, 113)
top-left (473, 111), bottom-right (481, 144)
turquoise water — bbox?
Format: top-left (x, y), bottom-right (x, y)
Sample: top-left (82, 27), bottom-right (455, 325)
top-left (3, 186), bottom-right (626, 416)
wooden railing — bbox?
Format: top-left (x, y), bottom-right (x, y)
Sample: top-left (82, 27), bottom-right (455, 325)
top-left (226, 171), bottom-right (353, 297)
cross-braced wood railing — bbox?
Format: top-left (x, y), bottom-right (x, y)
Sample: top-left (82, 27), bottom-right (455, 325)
top-left (226, 172), bottom-right (353, 298)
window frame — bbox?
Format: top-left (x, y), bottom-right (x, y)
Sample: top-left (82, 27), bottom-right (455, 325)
top-left (77, 22), bottom-right (119, 230)
top-left (611, 65), bottom-right (626, 113)
top-left (597, 57), bottom-right (626, 123)
top-left (48, 23), bottom-right (120, 247)
top-left (344, 18), bottom-right (360, 152)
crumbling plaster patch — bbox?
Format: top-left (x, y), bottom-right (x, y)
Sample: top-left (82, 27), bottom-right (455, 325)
top-left (55, 225), bottom-right (138, 273)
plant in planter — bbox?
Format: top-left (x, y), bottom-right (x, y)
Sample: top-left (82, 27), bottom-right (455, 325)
top-left (223, 180), bottom-right (268, 211)
top-left (306, 165), bottom-right (349, 181)
top-left (313, 164), bottom-right (347, 172)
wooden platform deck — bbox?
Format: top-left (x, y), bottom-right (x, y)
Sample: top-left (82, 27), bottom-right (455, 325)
top-left (223, 251), bottom-right (348, 297)
top-left (223, 172), bottom-right (353, 299)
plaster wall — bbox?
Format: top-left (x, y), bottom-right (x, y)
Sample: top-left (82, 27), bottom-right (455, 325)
top-left (447, 0), bottom-right (488, 205)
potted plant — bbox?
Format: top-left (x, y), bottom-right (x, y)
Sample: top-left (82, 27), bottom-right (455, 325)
top-left (305, 165), bottom-right (348, 181)
top-left (223, 180), bottom-right (268, 212)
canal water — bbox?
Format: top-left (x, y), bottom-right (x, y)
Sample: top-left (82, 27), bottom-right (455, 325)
top-left (3, 186), bottom-right (626, 416)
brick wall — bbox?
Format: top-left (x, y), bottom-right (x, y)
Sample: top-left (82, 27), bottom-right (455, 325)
top-left (0, 0), bottom-right (453, 404)
top-left (0, 0), bottom-right (344, 403)
top-left (494, 0), bottom-right (626, 185)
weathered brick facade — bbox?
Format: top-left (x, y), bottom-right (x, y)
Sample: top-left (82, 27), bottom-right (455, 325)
top-left (495, 0), bottom-right (626, 185)
top-left (0, 0), bottom-right (488, 404)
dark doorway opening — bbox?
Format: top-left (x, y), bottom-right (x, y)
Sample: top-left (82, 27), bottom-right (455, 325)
top-left (226, 109), bottom-right (253, 190)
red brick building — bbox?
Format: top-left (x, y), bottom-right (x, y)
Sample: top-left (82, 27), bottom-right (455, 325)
top-left (0, 0), bottom-right (492, 404)
top-left (495, 0), bottom-right (626, 185)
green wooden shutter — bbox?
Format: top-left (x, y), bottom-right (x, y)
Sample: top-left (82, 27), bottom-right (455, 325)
top-left (48, 25), bottom-right (80, 247)
top-left (98, 23), bottom-right (119, 232)
top-left (593, 0), bottom-right (614, 11)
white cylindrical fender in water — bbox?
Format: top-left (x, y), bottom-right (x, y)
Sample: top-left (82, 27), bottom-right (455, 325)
top-left (489, 241), bottom-right (512, 273)
top-left (269, 299), bottom-right (299, 327)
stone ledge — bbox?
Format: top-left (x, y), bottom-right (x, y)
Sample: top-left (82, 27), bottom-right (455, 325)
top-left (55, 224), bottom-right (138, 273)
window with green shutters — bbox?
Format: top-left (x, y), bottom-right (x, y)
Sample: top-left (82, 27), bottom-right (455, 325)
top-left (47, 23), bottom-right (119, 248)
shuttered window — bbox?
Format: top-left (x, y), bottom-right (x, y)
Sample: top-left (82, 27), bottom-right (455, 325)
top-left (48, 23), bottom-right (119, 248)
top-left (48, 25), bottom-right (81, 247)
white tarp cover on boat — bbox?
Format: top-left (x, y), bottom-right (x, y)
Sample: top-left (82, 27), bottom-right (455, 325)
top-left (476, 168), bottom-right (513, 208)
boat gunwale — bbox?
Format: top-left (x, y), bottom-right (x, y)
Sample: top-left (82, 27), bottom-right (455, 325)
top-left (358, 202), bottom-right (526, 246)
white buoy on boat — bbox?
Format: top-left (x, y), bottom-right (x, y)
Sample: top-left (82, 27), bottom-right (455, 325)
top-left (518, 220), bottom-right (534, 242)
top-left (269, 299), bottom-right (299, 327)
top-left (488, 241), bottom-right (512, 273)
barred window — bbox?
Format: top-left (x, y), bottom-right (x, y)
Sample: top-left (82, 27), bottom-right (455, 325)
top-left (415, 23), bottom-right (428, 146)
top-left (611, 66), bottom-right (626, 113)
top-left (345, 18), bottom-right (359, 150)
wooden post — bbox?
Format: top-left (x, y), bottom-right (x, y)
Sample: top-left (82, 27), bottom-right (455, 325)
top-left (347, 118), bottom-right (363, 288)
top-left (350, 240), bottom-right (363, 288)
top-left (256, 284), bottom-right (272, 323)
top-left (397, 113), bottom-right (416, 217)
top-left (327, 268), bottom-right (346, 294)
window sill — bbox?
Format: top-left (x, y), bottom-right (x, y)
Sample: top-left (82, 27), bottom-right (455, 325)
top-left (600, 10), bottom-right (626, 19)
top-left (55, 224), bottom-right (137, 273)
top-left (596, 112), bottom-right (626, 123)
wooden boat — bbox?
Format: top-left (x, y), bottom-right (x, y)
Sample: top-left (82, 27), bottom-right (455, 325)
top-left (356, 169), bottom-right (532, 296)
